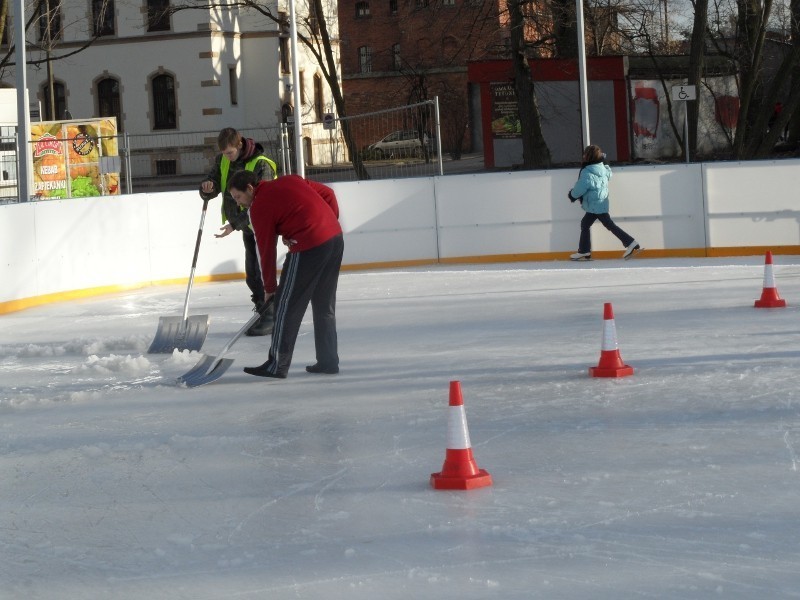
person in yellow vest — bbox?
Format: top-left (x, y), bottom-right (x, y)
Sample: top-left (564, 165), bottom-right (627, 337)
top-left (200, 128), bottom-right (278, 335)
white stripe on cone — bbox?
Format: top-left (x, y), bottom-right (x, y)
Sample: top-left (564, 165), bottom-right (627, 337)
top-left (446, 405), bottom-right (471, 450)
top-left (601, 318), bottom-right (619, 351)
top-left (763, 262), bottom-right (777, 289)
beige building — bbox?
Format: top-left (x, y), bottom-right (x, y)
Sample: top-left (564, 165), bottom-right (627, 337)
top-left (1, 0), bottom-right (342, 178)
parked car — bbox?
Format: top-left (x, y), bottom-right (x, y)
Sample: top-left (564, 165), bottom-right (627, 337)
top-left (368, 130), bottom-right (431, 158)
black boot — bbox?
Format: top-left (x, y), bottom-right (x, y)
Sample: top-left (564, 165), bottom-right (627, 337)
top-left (246, 300), bottom-right (274, 336)
top-left (243, 360), bottom-right (287, 379)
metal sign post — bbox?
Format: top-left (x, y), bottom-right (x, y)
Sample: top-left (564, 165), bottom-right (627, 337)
top-left (671, 85), bottom-right (697, 164)
top-left (14, 0), bottom-right (32, 201)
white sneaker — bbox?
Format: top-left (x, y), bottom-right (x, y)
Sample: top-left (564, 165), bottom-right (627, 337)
top-left (623, 241), bottom-right (641, 260)
top-left (570, 252), bottom-right (592, 261)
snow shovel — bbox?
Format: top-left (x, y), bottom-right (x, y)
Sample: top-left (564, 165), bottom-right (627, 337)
top-left (148, 198), bottom-right (211, 354)
top-left (176, 310), bottom-right (261, 387)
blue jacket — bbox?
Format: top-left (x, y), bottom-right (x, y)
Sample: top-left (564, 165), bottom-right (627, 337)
top-left (570, 161), bottom-right (612, 215)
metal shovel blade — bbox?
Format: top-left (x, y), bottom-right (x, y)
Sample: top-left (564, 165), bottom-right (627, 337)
top-left (175, 311), bottom-right (261, 387)
top-left (148, 314), bottom-right (210, 354)
top-left (177, 355), bottom-right (235, 387)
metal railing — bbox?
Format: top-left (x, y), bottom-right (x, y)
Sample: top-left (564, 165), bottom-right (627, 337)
top-left (2, 98), bottom-right (452, 201)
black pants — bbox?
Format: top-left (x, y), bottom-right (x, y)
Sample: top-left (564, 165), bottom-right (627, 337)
top-left (259, 234), bottom-right (344, 377)
top-left (579, 212), bottom-right (634, 254)
top-left (242, 231), bottom-right (265, 305)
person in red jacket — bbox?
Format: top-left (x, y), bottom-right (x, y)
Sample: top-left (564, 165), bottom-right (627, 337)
top-left (227, 170), bottom-right (344, 379)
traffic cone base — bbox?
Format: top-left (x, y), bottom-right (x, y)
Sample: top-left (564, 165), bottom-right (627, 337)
top-left (430, 469), bottom-right (493, 490)
top-left (589, 364), bottom-right (635, 378)
top-left (431, 448), bottom-right (493, 490)
top-left (754, 289), bottom-right (786, 308)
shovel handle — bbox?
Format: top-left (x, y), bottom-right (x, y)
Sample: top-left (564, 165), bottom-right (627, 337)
top-left (181, 198), bottom-right (210, 324)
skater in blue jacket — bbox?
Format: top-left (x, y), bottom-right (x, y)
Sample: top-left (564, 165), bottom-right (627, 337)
top-left (568, 144), bottom-right (641, 261)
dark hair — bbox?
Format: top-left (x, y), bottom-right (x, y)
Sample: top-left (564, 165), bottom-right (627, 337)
top-left (228, 169), bottom-right (258, 192)
top-left (583, 144), bottom-right (604, 163)
top-left (217, 127), bottom-right (241, 150)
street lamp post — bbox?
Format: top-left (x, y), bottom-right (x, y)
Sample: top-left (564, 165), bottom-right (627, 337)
top-left (14, 0), bottom-right (32, 201)
top-left (575, 0), bottom-right (591, 148)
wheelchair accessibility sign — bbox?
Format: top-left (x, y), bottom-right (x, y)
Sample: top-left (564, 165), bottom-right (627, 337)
top-left (671, 85), bottom-right (697, 101)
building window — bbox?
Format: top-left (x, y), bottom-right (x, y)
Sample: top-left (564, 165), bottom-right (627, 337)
top-left (92, 0), bottom-right (115, 36)
top-left (38, 0), bottom-right (62, 42)
top-left (442, 0), bottom-right (455, 5)
top-left (313, 74), bottom-right (323, 120)
top-left (151, 73), bottom-right (176, 130)
top-left (299, 71), bottom-right (306, 103)
top-left (228, 67), bottom-right (238, 105)
top-left (356, 1), bottom-right (370, 17)
top-left (358, 46), bottom-right (372, 74)
top-left (389, 0), bottom-right (397, 13)
top-left (147, 0), bottom-right (170, 32)
top-left (281, 103), bottom-right (293, 123)
top-left (415, 0), bottom-right (429, 7)
top-left (392, 43), bottom-right (401, 70)
top-left (155, 159), bottom-right (177, 175)
top-left (96, 77), bottom-right (122, 129)
top-left (1, 16), bottom-right (10, 46)
top-left (42, 81), bottom-right (67, 121)
top-left (279, 36), bottom-right (290, 73)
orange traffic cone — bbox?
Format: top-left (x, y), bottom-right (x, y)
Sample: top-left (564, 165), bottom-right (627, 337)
top-left (589, 302), bottom-right (634, 378)
top-left (754, 251), bottom-right (786, 308)
top-left (430, 381), bottom-right (492, 490)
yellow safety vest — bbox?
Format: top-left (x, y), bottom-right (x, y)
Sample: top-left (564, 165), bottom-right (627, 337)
top-left (219, 155), bottom-right (278, 223)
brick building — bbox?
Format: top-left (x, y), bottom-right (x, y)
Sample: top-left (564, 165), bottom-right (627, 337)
top-left (337, 0), bottom-right (511, 155)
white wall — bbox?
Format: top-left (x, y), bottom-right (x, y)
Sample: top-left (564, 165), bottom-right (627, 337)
top-left (2, 159), bottom-right (800, 311)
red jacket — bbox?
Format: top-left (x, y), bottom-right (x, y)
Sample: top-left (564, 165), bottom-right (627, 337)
top-left (248, 175), bottom-right (342, 294)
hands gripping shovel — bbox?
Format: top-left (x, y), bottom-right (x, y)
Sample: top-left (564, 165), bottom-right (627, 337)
top-left (148, 198), bottom-right (211, 354)
top-left (177, 299), bottom-right (272, 387)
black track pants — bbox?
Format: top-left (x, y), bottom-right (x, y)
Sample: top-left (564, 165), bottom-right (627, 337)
top-left (259, 234), bottom-right (344, 377)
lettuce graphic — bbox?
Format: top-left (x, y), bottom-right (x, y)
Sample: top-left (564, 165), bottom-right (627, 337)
top-left (71, 176), bottom-right (101, 197)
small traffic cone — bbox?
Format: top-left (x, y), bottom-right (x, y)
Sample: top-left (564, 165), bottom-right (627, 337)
top-left (430, 381), bottom-right (492, 490)
top-left (754, 251), bottom-right (786, 308)
top-left (589, 302), bottom-right (634, 378)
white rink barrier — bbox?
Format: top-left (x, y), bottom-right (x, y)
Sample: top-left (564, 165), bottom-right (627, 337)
top-left (2, 159), bottom-right (799, 312)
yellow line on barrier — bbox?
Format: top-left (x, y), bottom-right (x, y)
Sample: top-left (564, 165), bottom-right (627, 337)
top-left (3, 246), bottom-right (799, 316)
top-left (0, 273), bottom-right (245, 316)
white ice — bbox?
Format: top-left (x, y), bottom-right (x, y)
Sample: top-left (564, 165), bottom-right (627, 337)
top-left (2, 257), bottom-right (800, 599)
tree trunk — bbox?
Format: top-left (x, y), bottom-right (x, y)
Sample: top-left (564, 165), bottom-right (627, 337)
top-left (787, 0), bottom-right (800, 144)
top-left (687, 0), bottom-right (708, 158)
top-left (732, 0), bottom-right (773, 158)
top-left (550, 0), bottom-right (579, 58)
top-left (508, 0), bottom-right (552, 168)
top-left (308, 0), bottom-right (370, 179)
top-left (749, 44), bottom-right (800, 156)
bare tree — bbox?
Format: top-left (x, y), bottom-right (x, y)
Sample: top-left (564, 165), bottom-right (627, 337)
top-left (508, 0), bottom-right (552, 167)
top-left (167, 0), bottom-right (371, 178)
top-left (1, 0), bottom-right (117, 117)
top-left (687, 0), bottom-right (710, 154)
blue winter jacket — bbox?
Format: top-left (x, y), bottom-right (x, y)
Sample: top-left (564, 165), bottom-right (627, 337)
top-left (570, 161), bottom-right (612, 215)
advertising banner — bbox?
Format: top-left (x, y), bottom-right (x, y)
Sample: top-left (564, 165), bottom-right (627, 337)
top-left (490, 82), bottom-right (521, 139)
top-left (31, 118), bottom-right (120, 199)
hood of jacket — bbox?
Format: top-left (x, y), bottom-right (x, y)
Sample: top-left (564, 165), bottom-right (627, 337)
top-left (238, 137), bottom-right (265, 164)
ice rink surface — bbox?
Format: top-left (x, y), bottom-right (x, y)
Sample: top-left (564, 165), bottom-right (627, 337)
top-left (2, 256), bottom-right (800, 599)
